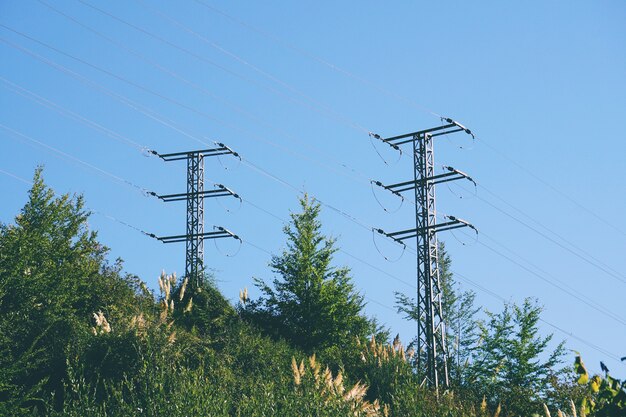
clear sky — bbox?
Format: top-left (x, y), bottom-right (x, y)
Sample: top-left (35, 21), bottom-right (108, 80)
top-left (1, 0), bottom-right (625, 377)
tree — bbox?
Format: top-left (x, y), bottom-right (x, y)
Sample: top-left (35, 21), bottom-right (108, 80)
top-left (395, 242), bottom-right (479, 387)
top-left (467, 298), bottom-right (567, 416)
top-left (0, 168), bottom-right (145, 413)
top-left (242, 195), bottom-right (378, 361)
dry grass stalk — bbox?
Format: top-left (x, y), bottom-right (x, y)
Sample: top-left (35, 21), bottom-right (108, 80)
top-left (179, 277), bottom-right (188, 301)
top-left (570, 400), bottom-right (578, 417)
top-left (239, 287), bottom-right (249, 304)
top-left (291, 357), bottom-right (301, 386)
top-left (493, 403), bottom-right (501, 417)
top-left (543, 403), bottom-right (552, 417)
top-left (184, 297), bottom-right (193, 313)
top-left (91, 310), bottom-right (111, 335)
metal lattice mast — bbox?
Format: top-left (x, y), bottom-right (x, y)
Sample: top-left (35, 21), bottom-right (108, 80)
top-left (185, 151), bottom-right (205, 281)
top-left (414, 131), bottom-right (448, 388)
top-left (149, 144), bottom-right (242, 285)
top-left (371, 118), bottom-right (478, 391)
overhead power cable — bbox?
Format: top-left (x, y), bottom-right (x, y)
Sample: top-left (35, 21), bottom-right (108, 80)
top-left (133, 0), bottom-right (372, 134)
top-left (32, 1), bottom-right (371, 184)
top-left (453, 270), bottom-right (622, 363)
top-left (0, 123), bottom-right (150, 196)
top-left (69, 0), bottom-right (372, 136)
top-left (0, 23), bottom-right (371, 187)
top-left (0, 76), bottom-right (146, 152)
top-left (194, 0), bottom-right (626, 240)
top-left (464, 183), bottom-right (626, 286)
top-left (192, 0), bottom-right (442, 118)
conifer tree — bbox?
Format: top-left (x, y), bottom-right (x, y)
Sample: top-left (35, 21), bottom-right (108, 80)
top-left (243, 195), bottom-right (377, 358)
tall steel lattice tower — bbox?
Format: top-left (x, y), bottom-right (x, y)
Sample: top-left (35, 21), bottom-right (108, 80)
top-left (372, 118), bottom-right (477, 390)
top-left (150, 144), bottom-right (241, 284)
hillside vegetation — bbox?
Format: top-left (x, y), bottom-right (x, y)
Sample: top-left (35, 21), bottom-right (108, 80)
top-left (0, 169), bottom-right (623, 416)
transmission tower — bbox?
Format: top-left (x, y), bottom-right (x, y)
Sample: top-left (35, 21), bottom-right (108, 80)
top-left (149, 144), bottom-right (241, 284)
top-left (371, 118), bottom-right (477, 390)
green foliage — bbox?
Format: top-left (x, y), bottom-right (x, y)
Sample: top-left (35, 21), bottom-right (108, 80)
top-left (467, 298), bottom-right (567, 416)
top-left (0, 170), bottom-right (600, 416)
top-left (574, 355), bottom-right (626, 416)
top-left (242, 195), bottom-right (379, 364)
top-left (0, 168), bottom-right (146, 412)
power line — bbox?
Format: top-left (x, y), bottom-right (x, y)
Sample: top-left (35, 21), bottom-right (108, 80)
top-left (194, 0), bottom-right (626, 241)
top-left (0, 123), bottom-right (150, 195)
top-left (0, 76), bottom-right (146, 152)
top-left (0, 22), bottom-right (371, 188)
top-left (70, 0), bottom-right (372, 136)
top-left (133, 0), bottom-right (372, 134)
top-left (453, 270), bottom-right (622, 363)
top-left (467, 183), bottom-right (626, 285)
top-left (192, 0), bottom-right (442, 118)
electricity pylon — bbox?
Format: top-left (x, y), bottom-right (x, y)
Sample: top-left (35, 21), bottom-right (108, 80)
top-left (372, 118), bottom-right (477, 390)
top-left (150, 144), bottom-right (241, 284)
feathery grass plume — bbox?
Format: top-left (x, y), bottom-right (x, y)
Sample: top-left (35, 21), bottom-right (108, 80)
top-left (557, 409), bottom-right (565, 417)
top-left (333, 370), bottom-right (343, 392)
top-left (543, 403), bottom-right (552, 417)
top-left (392, 333), bottom-right (401, 350)
top-left (168, 331), bottom-right (176, 344)
top-left (92, 310), bottom-right (112, 335)
top-left (570, 399), bottom-right (578, 417)
top-left (170, 299), bottom-right (174, 312)
top-left (344, 381), bottom-right (368, 402)
top-left (291, 357), bottom-right (301, 385)
top-left (323, 366), bottom-right (333, 392)
top-left (239, 287), bottom-right (249, 304)
top-left (179, 277), bottom-right (188, 301)
top-left (130, 313), bottom-right (147, 336)
top-left (383, 403), bottom-right (390, 417)
top-left (184, 297), bottom-right (193, 313)
top-left (480, 396), bottom-right (487, 414)
top-left (493, 403), bottom-right (501, 417)
top-left (298, 359), bottom-right (305, 380)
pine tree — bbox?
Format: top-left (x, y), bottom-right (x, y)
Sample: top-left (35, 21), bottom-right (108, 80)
top-left (243, 195), bottom-right (377, 359)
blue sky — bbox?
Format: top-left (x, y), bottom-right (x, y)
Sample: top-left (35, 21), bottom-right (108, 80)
top-left (1, 1), bottom-right (625, 377)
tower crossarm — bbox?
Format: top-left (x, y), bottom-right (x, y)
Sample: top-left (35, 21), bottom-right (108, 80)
top-left (151, 142), bottom-right (240, 161)
top-left (155, 225), bottom-right (241, 244)
top-left (151, 183), bottom-right (240, 202)
top-left (370, 117), bottom-right (474, 149)
top-left (372, 166), bottom-right (475, 195)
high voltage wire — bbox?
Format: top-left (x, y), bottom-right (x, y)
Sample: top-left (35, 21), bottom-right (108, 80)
top-left (0, 23), bottom-right (371, 188)
top-left (132, 0), bottom-right (372, 134)
top-left (466, 183), bottom-right (626, 285)
top-left (0, 36), bottom-right (207, 146)
top-left (0, 123), bottom-right (149, 196)
top-left (0, 77), bottom-right (145, 152)
top-left (67, 0), bottom-right (372, 136)
top-left (453, 270), bottom-right (622, 364)
top-left (30, 1), bottom-right (368, 184)
top-left (191, 0), bottom-right (442, 119)
top-left (194, 0), bottom-right (626, 241)
top-left (476, 183), bottom-right (625, 280)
